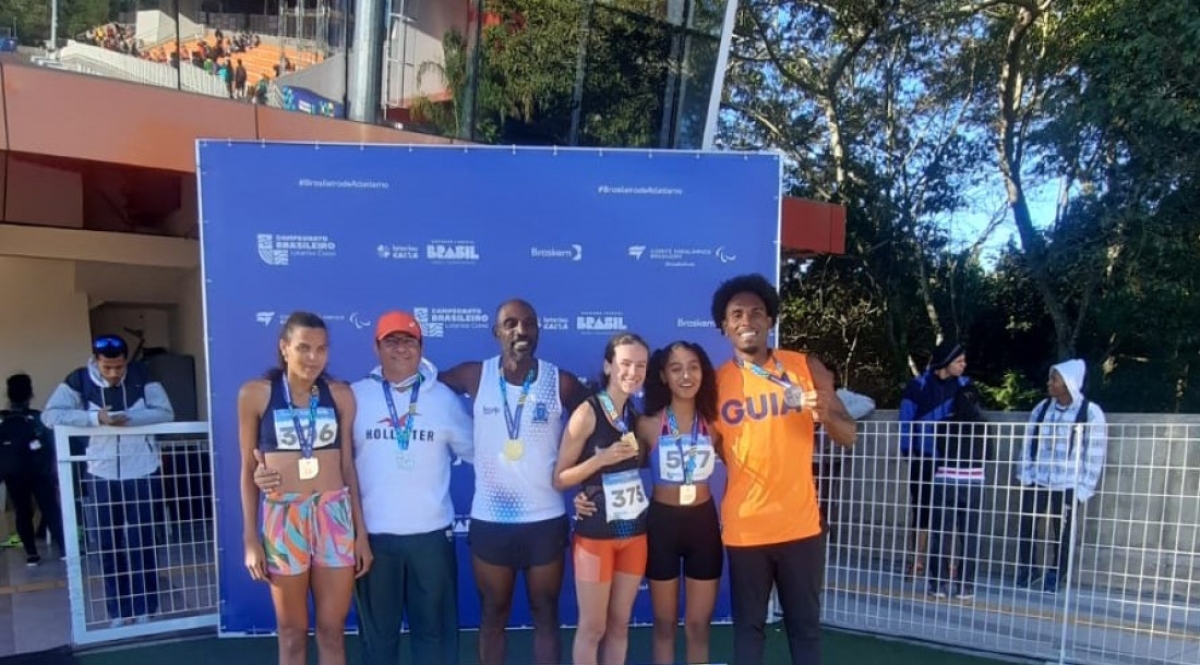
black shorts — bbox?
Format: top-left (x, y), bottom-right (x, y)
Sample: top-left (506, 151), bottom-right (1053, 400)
top-left (646, 499), bottom-right (724, 581)
top-left (908, 458), bottom-right (937, 529)
top-left (468, 515), bottom-right (568, 570)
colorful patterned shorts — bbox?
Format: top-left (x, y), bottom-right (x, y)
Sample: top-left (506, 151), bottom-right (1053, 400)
top-left (261, 487), bottom-right (356, 576)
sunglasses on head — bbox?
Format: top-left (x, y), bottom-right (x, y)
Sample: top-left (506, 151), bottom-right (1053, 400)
top-left (93, 335), bottom-right (128, 357)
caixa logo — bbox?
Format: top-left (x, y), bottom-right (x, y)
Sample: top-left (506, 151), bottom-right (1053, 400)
top-left (720, 393), bottom-right (802, 425)
top-left (576, 313), bottom-right (626, 332)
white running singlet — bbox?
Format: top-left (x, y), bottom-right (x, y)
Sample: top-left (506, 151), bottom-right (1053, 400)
top-left (470, 355), bottom-right (566, 523)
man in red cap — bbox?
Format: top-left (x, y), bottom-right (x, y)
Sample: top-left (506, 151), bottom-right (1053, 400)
top-left (257, 310), bottom-right (473, 665)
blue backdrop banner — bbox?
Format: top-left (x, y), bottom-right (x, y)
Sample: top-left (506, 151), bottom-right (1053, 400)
top-left (197, 143), bottom-right (781, 636)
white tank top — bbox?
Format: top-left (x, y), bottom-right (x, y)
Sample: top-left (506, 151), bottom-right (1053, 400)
top-left (470, 356), bottom-right (566, 523)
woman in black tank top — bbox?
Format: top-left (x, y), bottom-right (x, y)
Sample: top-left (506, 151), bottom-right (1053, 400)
top-left (237, 311), bottom-right (372, 665)
top-left (574, 340), bottom-right (724, 664)
top-left (553, 333), bottom-right (650, 665)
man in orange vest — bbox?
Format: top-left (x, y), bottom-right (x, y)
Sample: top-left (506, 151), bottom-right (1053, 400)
top-left (710, 273), bottom-right (857, 665)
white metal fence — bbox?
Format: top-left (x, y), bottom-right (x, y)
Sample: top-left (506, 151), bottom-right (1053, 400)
top-left (817, 416), bottom-right (1200, 665)
top-left (57, 41), bottom-right (230, 98)
top-left (53, 422), bottom-right (217, 646)
top-left (44, 414), bottom-right (1200, 665)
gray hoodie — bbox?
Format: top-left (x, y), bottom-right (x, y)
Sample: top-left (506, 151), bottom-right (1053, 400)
top-left (41, 357), bottom-right (175, 480)
top-left (1016, 359), bottom-right (1108, 501)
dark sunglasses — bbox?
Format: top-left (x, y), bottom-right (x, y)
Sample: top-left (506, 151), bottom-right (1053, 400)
top-left (93, 335), bottom-right (128, 357)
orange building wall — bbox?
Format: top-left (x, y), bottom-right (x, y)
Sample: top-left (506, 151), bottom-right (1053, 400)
top-left (0, 57), bottom-right (843, 254)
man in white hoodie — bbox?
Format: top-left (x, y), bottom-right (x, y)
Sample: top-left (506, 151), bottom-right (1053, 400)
top-left (1015, 359), bottom-right (1107, 593)
top-left (255, 311), bottom-right (474, 665)
top-left (41, 334), bottom-right (175, 626)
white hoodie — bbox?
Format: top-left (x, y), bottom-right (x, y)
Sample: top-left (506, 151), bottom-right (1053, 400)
top-left (1016, 359), bottom-right (1108, 502)
top-left (41, 357), bottom-right (175, 480)
top-left (351, 358), bottom-right (474, 536)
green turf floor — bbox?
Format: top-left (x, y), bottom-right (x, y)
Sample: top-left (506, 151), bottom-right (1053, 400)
top-left (76, 625), bottom-right (1012, 665)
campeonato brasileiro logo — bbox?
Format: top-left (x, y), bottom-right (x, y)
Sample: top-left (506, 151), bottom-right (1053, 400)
top-left (257, 233), bottom-right (336, 266)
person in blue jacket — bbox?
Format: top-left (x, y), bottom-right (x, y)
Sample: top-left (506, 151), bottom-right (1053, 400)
top-left (898, 340), bottom-right (970, 580)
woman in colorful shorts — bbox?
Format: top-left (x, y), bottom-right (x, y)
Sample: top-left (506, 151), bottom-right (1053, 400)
top-left (238, 311), bottom-right (372, 665)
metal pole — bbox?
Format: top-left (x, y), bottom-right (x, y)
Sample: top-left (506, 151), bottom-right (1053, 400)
top-left (700, 0), bottom-right (739, 150)
top-left (567, 1), bottom-right (595, 146)
top-left (346, 0), bottom-right (385, 122)
top-left (174, 0), bottom-right (183, 89)
top-left (50, 0), bottom-right (58, 57)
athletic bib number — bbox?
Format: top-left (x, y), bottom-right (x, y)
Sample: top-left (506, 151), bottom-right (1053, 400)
top-left (656, 443), bottom-right (716, 483)
top-left (602, 470), bottom-right (648, 522)
top-left (272, 407), bottom-right (337, 450)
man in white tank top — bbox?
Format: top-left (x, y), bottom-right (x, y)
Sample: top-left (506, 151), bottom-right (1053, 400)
top-left (440, 298), bottom-right (588, 665)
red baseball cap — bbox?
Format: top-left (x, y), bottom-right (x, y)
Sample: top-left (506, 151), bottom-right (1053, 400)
top-left (374, 311), bottom-right (422, 342)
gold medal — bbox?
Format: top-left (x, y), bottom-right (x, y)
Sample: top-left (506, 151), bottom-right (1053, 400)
top-left (504, 439), bottom-right (524, 461)
top-left (621, 431), bottom-right (639, 452)
top-left (679, 483), bottom-right (696, 506)
top-left (298, 457), bottom-right (319, 480)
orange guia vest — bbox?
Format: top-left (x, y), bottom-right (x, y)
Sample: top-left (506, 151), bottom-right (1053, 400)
top-left (714, 349), bottom-right (820, 547)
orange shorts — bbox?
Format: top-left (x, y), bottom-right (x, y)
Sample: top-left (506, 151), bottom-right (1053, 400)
top-left (572, 533), bottom-right (647, 584)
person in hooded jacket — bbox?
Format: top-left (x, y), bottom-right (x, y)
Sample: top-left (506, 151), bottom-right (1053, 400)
top-left (0, 373), bottom-right (66, 565)
top-left (898, 340), bottom-right (970, 579)
top-left (1015, 359), bottom-right (1107, 593)
top-left (926, 383), bottom-right (989, 600)
top-left (41, 334), bottom-right (175, 626)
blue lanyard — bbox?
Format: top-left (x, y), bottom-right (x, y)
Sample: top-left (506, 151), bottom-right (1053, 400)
top-left (281, 378), bottom-right (319, 459)
top-left (500, 363), bottom-right (536, 441)
top-left (381, 374), bottom-right (422, 452)
top-left (666, 406), bottom-right (701, 483)
top-left (737, 356), bottom-right (794, 389)
top-left (597, 391), bottom-right (632, 435)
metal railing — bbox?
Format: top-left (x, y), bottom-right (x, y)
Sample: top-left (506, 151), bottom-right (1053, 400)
top-left (817, 417), bottom-right (1200, 665)
top-left (53, 422), bottom-right (216, 646)
top-left (44, 415), bottom-right (1200, 665)
top-left (57, 41), bottom-right (230, 98)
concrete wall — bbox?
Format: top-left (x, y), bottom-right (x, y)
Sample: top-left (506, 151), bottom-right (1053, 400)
top-left (826, 410), bottom-right (1200, 603)
top-left (0, 258), bottom-right (92, 407)
top-left (0, 225), bottom-right (206, 417)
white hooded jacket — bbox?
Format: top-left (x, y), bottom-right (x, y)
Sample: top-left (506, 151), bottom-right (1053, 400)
top-left (1016, 359), bottom-right (1108, 501)
top-left (351, 357), bottom-right (474, 536)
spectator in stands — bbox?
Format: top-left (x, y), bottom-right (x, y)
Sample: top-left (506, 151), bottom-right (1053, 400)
top-left (926, 381), bottom-right (988, 600)
top-left (1015, 359), bottom-right (1108, 593)
top-left (0, 373), bottom-right (66, 565)
top-left (898, 340), bottom-right (970, 581)
top-left (42, 334), bottom-right (175, 627)
top-left (235, 60), bottom-right (247, 99)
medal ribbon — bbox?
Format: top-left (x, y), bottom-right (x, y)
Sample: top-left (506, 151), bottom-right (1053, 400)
top-left (281, 379), bottom-right (319, 459)
top-left (597, 391), bottom-right (633, 435)
top-left (737, 356), bottom-right (796, 389)
top-left (666, 406), bottom-right (701, 485)
top-left (381, 374), bottom-right (422, 452)
top-left (500, 363), bottom-right (537, 442)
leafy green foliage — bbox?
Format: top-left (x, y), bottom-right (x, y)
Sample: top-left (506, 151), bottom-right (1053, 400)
top-left (728, 0), bottom-right (1200, 412)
